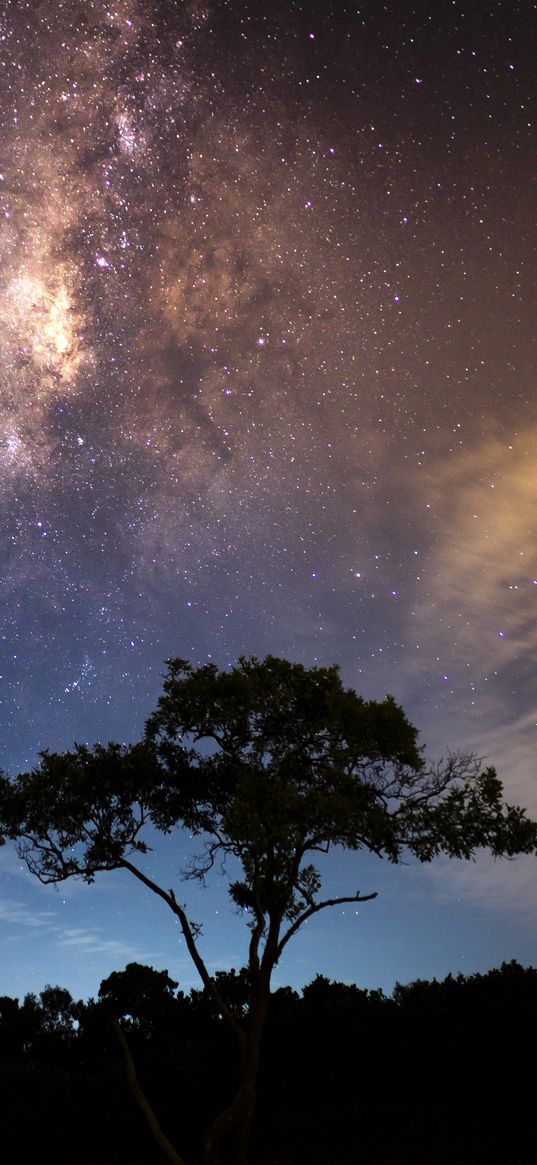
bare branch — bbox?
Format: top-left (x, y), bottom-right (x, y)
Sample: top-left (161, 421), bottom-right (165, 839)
top-left (111, 1018), bottom-right (186, 1165)
top-left (308, 840), bottom-right (330, 855)
top-left (277, 890), bottom-right (378, 958)
top-left (120, 858), bottom-right (246, 1052)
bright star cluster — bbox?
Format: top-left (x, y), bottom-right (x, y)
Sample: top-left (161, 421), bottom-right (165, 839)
top-left (1, 0), bottom-right (536, 1000)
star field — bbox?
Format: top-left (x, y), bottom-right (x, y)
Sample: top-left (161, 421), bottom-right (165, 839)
top-left (1, 0), bottom-right (537, 1001)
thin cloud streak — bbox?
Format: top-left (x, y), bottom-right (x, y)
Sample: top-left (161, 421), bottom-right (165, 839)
top-left (0, 897), bottom-right (58, 929)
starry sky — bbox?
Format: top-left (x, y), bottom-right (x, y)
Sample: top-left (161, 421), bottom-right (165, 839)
top-left (1, 0), bottom-right (537, 1004)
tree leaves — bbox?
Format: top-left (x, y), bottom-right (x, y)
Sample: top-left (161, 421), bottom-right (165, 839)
top-left (2, 655), bottom-right (536, 903)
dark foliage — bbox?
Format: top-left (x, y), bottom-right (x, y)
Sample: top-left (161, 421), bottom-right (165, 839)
top-left (0, 960), bottom-right (536, 1164)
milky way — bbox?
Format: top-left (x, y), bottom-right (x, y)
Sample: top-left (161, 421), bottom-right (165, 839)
top-left (1, 0), bottom-right (537, 1000)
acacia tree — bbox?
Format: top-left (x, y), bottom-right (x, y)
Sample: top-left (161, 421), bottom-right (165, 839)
top-left (1, 655), bottom-right (536, 1165)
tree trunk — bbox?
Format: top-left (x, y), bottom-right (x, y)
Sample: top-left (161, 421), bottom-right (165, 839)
top-left (202, 979), bottom-right (270, 1165)
top-left (203, 1075), bottom-right (256, 1165)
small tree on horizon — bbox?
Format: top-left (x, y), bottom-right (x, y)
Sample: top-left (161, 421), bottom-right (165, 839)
top-left (1, 654), bottom-right (536, 1165)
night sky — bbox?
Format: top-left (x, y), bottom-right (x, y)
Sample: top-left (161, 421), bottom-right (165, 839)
top-left (1, 0), bottom-right (537, 1004)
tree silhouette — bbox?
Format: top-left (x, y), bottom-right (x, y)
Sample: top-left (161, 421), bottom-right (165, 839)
top-left (98, 961), bottom-right (181, 1033)
top-left (0, 958), bottom-right (537, 1161)
top-left (1, 654), bottom-right (536, 1165)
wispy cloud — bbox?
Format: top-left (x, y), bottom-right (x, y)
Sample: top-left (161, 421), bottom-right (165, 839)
top-left (57, 926), bottom-right (156, 962)
top-left (0, 894), bottom-right (161, 965)
top-left (405, 428), bottom-right (537, 767)
top-left (0, 896), bottom-right (57, 929)
top-left (414, 430), bottom-right (537, 655)
top-left (419, 852), bottom-right (537, 920)
top-left (390, 429), bottom-right (537, 918)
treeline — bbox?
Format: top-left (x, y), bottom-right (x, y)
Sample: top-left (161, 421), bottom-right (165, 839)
top-left (1, 959), bottom-right (536, 1164)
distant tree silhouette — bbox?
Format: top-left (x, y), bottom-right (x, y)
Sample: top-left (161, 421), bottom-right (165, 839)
top-left (1, 655), bottom-right (536, 1165)
top-left (98, 961), bottom-right (181, 1031)
top-left (38, 984), bottom-right (79, 1034)
top-left (0, 994), bottom-right (40, 1063)
top-left (0, 959), bottom-right (537, 1162)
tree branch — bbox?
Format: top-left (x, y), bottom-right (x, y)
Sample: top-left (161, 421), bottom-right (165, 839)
top-left (120, 858), bottom-right (246, 1051)
top-left (277, 890), bottom-right (378, 958)
top-left (247, 867), bottom-right (265, 976)
top-left (111, 1017), bottom-right (186, 1165)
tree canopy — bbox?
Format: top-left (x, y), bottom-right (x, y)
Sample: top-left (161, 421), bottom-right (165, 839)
top-left (1, 654), bottom-right (536, 1165)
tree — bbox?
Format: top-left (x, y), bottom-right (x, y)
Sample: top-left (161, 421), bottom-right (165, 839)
top-left (37, 985), bottom-right (79, 1037)
top-left (1, 655), bottom-right (536, 1165)
top-left (97, 962), bottom-right (181, 1033)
